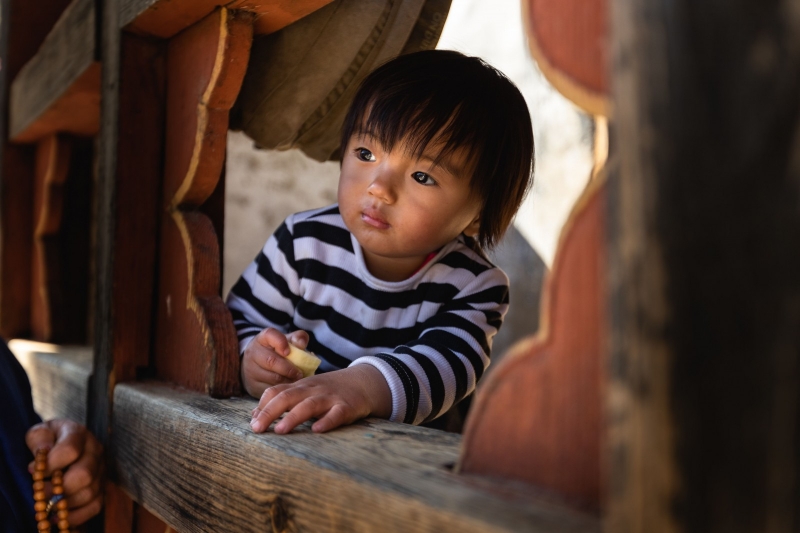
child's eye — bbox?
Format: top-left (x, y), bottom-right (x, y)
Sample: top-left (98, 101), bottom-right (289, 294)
top-left (355, 148), bottom-right (376, 162)
top-left (411, 171), bottom-right (437, 186)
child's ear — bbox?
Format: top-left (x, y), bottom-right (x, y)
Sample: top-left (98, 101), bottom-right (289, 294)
top-left (463, 214), bottom-right (481, 237)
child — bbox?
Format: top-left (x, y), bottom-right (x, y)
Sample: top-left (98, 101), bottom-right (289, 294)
top-left (227, 49), bottom-right (534, 434)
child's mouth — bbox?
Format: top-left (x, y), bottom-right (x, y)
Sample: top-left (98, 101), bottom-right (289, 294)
top-left (361, 209), bottom-right (390, 229)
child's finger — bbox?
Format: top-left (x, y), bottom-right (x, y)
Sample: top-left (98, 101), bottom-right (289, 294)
top-left (250, 386), bottom-right (293, 432)
top-left (255, 327), bottom-right (291, 356)
top-left (311, 403), bottom-right (353, 433)
top-left (253, 350), bottom-right (304, 382)
top-left (285, 330), bottom-right (310, 350)
top-left (273, 396), bottom-right (331, 434)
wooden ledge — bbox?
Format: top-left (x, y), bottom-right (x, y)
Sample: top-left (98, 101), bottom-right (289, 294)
top-left (112, 382), bottom-right (600, 533)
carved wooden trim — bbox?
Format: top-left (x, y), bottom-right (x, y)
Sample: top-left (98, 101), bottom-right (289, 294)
top-left (459, 172), bottom-right (608, 514)
top-left (30, 135), bottom-right (71, 341)
top-left (154, 8), bottom-right (253, 396)
top-left (521, 0), bottom-right (609, 117)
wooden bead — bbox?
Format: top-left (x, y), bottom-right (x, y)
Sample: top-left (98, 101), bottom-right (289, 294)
top-left (33, 490), bottom-right (46, 501)
top-left (56, 498), bottom-right (68, 510)
top-left (52, 485), bottom-right (64, 495)
top-left (34, 461), bottom-right (46, 472)
top-left (33, 471), bottom-right (45, 481)
top-left (37, 519), bottom-right (50, 531)
top-left (58, 519), bottom-right (70, 530)
top-left (58, 509), bottom-right (69, 520)
top-left (34, 501), bottom-right (47, 512)
top-left (33, 480), bottom-right (45, 491)
top-left (35, 511), bottom-right (48, 521)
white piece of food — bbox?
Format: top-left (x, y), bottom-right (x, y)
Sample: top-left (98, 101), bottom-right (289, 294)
top-left (286, 344), bottom-right (321, 378)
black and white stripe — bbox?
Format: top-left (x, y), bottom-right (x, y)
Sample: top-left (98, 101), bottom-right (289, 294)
top-left (226, 205), bottom-right (510, 424)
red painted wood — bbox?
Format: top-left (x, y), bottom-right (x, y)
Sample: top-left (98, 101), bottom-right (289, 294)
top-left (104, 482), bottom-right (135, 533)
top-left (10, 62), bottom-right (101, 144)
top-left (522, 0), bottom-right (608, 115)
top-left (154, 8), bottom-right (252, 397)
top-left (459, 177), bottom-right (608, 513)
top-left (127, 0), bottom-right (333, 38)
top-left (30, 135), bottom-right (71, 341)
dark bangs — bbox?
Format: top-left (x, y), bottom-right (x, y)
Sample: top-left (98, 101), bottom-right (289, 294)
top-left (340, 50), bottom-right (534, 249)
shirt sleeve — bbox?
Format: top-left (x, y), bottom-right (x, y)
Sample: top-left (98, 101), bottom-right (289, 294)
top-left (350, 267), bottom-right (509, 425)
top-left (225, 220), bottom-right (302, 355)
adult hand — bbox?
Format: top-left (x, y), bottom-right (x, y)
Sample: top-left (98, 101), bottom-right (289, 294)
top-left (26, 419), bottom-right (104, 526)
top-left (241, 327), bottom-right (309, 398)
top-left (250, 364), bottom-right (392, 434)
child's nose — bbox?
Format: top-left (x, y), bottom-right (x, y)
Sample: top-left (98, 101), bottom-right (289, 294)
top-left (367, 169), bottom-right (398, 204)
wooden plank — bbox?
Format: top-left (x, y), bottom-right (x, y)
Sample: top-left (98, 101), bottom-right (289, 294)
top-left (607, 0), bottom-right (800, 531)
top-left (8, 339), bottom-right (93, 424)
top-left (108, 34), bottom-right (167, 387)
top-left (154, 8), bottom-right (251, 397)
top-left (29, 135), bottom-right (93, 343)
top-left (8, 0), bottom-right (97, 142)
top-left (121, 0), bottom-right (333, 38)
top-left (460, 175), bottom-right (607, 514)
top-left (112, 382), bottom-right (600, 533)
top-left (0, 144), bottom-right (34, 338)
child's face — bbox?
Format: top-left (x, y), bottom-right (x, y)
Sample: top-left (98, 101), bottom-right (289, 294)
top-left (338, 132), bottom-right (482, 281)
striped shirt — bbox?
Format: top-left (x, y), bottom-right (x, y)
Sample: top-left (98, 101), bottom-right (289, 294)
top-left (226, 205), bottom-right (510, 424)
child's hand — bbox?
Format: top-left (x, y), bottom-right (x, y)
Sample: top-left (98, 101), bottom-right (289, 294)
top-left (250, 365), bottom-right (392, 434)
top-left (241, 327), bottom-right (309, 398)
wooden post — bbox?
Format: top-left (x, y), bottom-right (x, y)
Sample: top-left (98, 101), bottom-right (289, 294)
top-left (153, 7), bottom-right (252, 397)
top-left (608, 0), bottom-right (800, 531)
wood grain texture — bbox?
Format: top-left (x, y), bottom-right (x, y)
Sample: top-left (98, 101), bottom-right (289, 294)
top-left (30, 135), bottom-right (71, 341)
top-left (121, 0), bottom-right (333, 38)
top-left (608, 0), bottom-right (800, 531)
top-left (521, 0), bottom-right (608, 116)
top-left (459, 175), bottom-right (608, 513)
top-left (4, 0), bottom-right (74, 80)
top-left (29, 135), bottom-right (93, 343)
top-left (109, 34), bottom-right (167, 387)
top-left (112, 381), bottom-right (600, 533)
top-left (0, 144), bottom-right (34, 338)
top-left (8, 0), bottom-right (97, 142)
top-left (9, 339), bottom-right (92, 424)
top-left (154, 8), bottom-right (252, 397)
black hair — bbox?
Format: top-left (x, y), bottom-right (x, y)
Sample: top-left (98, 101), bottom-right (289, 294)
top-left (340, 49), bottom-right (534, 249)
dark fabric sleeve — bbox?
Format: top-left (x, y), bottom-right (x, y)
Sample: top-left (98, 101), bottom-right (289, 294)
top-left (0, 338), bottom-right (42, 533)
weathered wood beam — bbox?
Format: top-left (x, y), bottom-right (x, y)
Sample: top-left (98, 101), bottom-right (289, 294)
top-left (8, 0), bottom-right (97, 143)
top-left (9, 339), bottom-right (92, 424)
top-left (112, 382), bottom-right (600, 533)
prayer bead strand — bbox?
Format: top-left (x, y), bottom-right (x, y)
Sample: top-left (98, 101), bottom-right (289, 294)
top-left (32, 448), bottom-right (69, 532)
